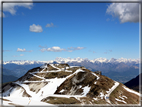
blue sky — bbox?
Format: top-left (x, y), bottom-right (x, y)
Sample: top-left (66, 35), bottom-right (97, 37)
top-left (2, 2), bottom-right (140, 61)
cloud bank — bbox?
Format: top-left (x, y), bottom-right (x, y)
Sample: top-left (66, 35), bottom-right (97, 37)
top-left (106, 3), bottom-right (139, 23)
top-left (40, 46), bottom-right (85, 52)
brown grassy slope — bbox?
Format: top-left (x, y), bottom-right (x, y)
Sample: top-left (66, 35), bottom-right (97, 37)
top-left (47, 64), bottom-right (58, 71)
top-left (55, 69), bottom-right (115, 99)
top-left (66, 67), bottom-right (81, 73)
top-left (109, 83), bottom-right (140, 104)
top-left (15, 67), bottom-right (42, 82)
top-left (41, 96), bottom-right (81, 104)
top-left (26, 82), bottom-right (48, 93)
top-left (54, 63), bottom-right (70, 68)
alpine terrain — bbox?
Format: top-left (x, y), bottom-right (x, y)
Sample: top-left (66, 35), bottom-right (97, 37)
top-left (3, 57), bottom-right (139, 84)
top-left (1, 63), bottom-right (141, 106)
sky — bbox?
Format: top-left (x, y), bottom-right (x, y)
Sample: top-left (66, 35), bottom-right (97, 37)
top-left (2, 1), bottom-right (140, 61)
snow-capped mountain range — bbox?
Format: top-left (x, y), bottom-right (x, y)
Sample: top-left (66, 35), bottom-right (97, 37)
top-left (3, 57), bottom-right (140, 65)
top-left (2, 57), bottom-right (140, 84)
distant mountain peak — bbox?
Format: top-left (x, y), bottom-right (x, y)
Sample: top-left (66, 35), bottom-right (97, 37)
top-left (3, 57), bottom-right (140, 65)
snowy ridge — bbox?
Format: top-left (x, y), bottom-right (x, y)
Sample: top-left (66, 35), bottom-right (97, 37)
top-left (2, 64), bottom-right (91, 106)
top-left (3, 60), bottom-right (48, 65)
top-left (1, 63), bottom-right (141, 106)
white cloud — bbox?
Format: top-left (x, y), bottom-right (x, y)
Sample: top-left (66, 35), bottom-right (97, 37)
top-left (47, 46), bottom-right (65, 52)
top-left (29, 24), bottom-right (43, 32)
top-left (17, 48), bottom-right (26, 52)
top-left (40, 48), bottom-right (46, 52)
top-left (46, 22), bottom-right (55, 27)
top-left (0, 0), bottom-right (33, 17)
top-left (75, 47), bottom-right (85, 50)
top-left (17, 48), bottom-right (32, 52)
top-left (106, 3), bottom-right (139, 23)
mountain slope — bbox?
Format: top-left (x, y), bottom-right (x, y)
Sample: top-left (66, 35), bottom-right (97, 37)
top-left (1, 63), bottom-right (141, 106)
top-left (3, 68), bottom-right (16, 77)
top-left (124, 73), bottom-right (142, 93)
top-left (3, 74), bottom-right (19, 83)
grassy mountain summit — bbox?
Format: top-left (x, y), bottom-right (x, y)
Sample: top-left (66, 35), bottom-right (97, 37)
top-left (1, 63), bottom-right (141, 106)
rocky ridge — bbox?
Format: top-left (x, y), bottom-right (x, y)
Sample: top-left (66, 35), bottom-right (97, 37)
top-left (1, 63), bottom-right (141, 106)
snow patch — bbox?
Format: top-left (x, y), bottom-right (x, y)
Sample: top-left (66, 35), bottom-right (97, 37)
top-left (79, 85), bottom-right (82, 88)
top-left (123, 86), bottom-right (141, 96)
top-left (122, 95), bottom-right (127, 99)
top-left (60, 89), bottom-right (65, 93)
top-left (65, 70), bottom-right (72, 72)
top-left (106, 81), bottom-right (119, 96)
top-left (50, 64), bottom-right (60, 70)
top-left (115, 98), bottom-right (127, 104)
top-left (104, 81), bottom-right (119, 104)
top-left (70, 66), bottom-right (80, 68)
top-left (93, 97), bottom-right (98, 100)
top-left (92, 73), bottom-right (100, 80)
top-left (40, 63), bottom-right (48, 69)
top-left (119, 96), bottom-right (124, 100)
top-left (99, 92), bottom-right (104, 99)
top-left (29, 72), bottom-right (45, 80)
top-left (75, 69), bottom-right (85, 73)
top-left (82, 85), bottom-right (91, 96)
